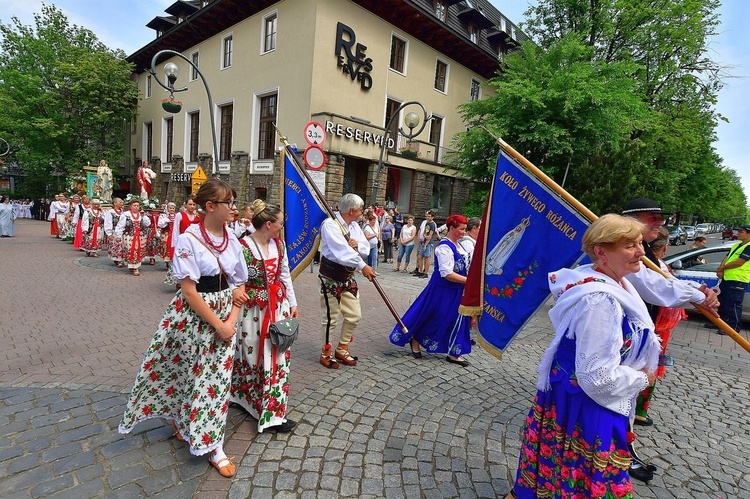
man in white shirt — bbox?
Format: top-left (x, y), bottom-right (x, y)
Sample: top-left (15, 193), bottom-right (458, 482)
top-left (318, 193), bottom-right (376, 369)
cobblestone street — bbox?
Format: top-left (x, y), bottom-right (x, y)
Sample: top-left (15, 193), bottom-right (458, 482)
top-left (2, 220), bottom-right (749, 498)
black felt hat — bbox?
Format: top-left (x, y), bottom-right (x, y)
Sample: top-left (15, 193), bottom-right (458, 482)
top-left (621, 198), bottom-right (662, 215)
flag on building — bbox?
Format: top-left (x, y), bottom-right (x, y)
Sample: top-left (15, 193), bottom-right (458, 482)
top-left (459, 148), bottom-right (590, 357)
top-left (281, 147), bottom-right (329, 279)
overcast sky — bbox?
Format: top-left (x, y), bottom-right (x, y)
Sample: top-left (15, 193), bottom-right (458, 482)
top-left (3, 0), bottom-right (748, 198)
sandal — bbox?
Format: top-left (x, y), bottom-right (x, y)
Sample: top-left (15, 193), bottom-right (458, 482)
top-left (170, 421), bottom-right (186, 442)
top-left (320, 352), bottom-right (339, 369)
top-left (335, 343), bottom-right (358, 366)
top-left (149, 258), bottom-right (156, 266)
top-left (208, 456), bottom-right (236, 478)
top-left (115, 262), bottom-right (124, 268)
top-left (133, 270), bottom-right (140, 276)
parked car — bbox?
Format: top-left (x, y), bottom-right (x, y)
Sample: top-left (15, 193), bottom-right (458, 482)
top-left (665, 242), bottom-right (750, 320)
top-left (695, 223), bottom-right (710, 235)
top-left (682, 226), bottom-right (696, 240)
top-left (722, 228), bottom-right (739, 241)
top-left (666, 225), bottom-right (687, 245)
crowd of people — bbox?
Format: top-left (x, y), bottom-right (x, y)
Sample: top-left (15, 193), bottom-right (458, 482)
top-left (20, 186), bottom-right (730, 495)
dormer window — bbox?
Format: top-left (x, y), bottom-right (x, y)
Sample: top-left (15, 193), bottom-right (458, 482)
top-left (468, 24), bottom-right (478, 43)
top-left (434, 0), bottom-right (446, 22)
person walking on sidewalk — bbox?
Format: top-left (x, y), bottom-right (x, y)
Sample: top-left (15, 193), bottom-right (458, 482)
top-left (318, 193), bottom-right (376, 369)
top-left (714, 225), bottom-right (750, 334)
top-left (119, 178), bottom-right (248, 478)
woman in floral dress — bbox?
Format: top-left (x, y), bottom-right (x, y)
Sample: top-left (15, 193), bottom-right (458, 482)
top-left (81, 199), bottom-right (105, 257)
top-left (114, 197), bottom-right (152, 276)
top-left (104, 197), bottom-right (125, 267)
top-left (506, 214), bottom-right (660, 499)
top-left (159, 202), bottom-right (177, 284)
top-left (119, 179), bottom-right (248, 478)
top-left (231, 200), bottom-right (298, 433)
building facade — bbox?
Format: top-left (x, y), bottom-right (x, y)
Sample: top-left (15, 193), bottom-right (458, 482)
top-left (127, 0), bottom-right (526, 217)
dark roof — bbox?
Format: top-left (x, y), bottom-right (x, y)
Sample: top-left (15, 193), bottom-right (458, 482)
top-left (129, 0), bottom-right (529, 78)
top-left (165, 1), bottom-right (201, 16)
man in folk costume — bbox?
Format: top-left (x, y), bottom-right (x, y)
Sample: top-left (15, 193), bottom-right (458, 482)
top-left (318, 193), bottom-right (376, 369)
top-left (621, 197), bottom-right (720, 483)
top-left (114, 197), bottom-right (152, 276)
top-left (105, 197), bottom-right (125, 267)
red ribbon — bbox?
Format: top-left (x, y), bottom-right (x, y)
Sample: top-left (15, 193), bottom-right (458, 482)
top-left (258, 277), bottom-right (281, 384)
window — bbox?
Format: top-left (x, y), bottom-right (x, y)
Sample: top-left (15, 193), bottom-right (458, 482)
top-left (189, 112), bottom-right (200, 162)
top-left (219, 103), bottom-right (233, 161)
top-left (222, 34), bottom-right (233, 68)
top-left (434, 0), bottom-right (446, 21)
top-left (431, 175), bottom-right (453, 215)
top-left (429, 116), bottom-right (443, 146)
top-left (258, 93), bottom-right (277, 159)
top-left (190, 51), bottom-right (199, 81)
top-left (389, 35), bottom-right (406, 73)
top-left (470, 79), bottom-right (481, 101)
top-left (468, 24), bottom-right (478, 43)
top-left (165, 117), bottom-right (173, 163)
top-left (263, 12), bottom-right (277, 53)
top-left (145, 122), bottom-right (153, 162)
top-left (434, 60), bottom-right (448, 92)
top-left (385, 98), bottom-right (400, 152)
top-left (146, 75), bottom-right (152, 98)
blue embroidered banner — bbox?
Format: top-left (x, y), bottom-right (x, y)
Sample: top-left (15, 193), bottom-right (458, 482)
top-left (464, 150), bottom-right (590, 355)
top-left (282, 150), bottom-right (329, 279)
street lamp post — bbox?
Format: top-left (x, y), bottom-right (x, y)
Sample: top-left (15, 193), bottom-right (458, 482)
top-left (369, 101), bottom-right (431, 206)
top-left (149, 50), bottom-right (220, 175)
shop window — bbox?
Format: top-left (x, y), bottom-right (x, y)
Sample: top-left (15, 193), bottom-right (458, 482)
top-left (258, 93), bottom-right (277, 159)
top-left (219, 103), bottom-right (233, 161)
top-left (263, 12), bottom-right (277, 53)
top-left (431, 175), bottom-right (453, 215)
top-left (222, 34), bottom-right (233, 69)
top-left (386, 167), bottom-right (413, 213)
top-left (389, 35), bottom-right (407, 73)
top-left (434, 60), bottom-right (448, 93)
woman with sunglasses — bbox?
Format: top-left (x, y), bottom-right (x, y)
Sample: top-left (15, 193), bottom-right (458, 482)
top-left (119, 179), bottom-right (248, 478)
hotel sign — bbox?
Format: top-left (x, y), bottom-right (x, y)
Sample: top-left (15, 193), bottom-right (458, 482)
top-left (334, 22), bottom-right (373, 91)
top-left (325, 120), bottom-right (394, 149)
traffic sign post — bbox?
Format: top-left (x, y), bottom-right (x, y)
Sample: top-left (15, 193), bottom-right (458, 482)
top-left (304, 146), bottom-right (326, 171)
top-left (304, 121), bottom-right (326, 146)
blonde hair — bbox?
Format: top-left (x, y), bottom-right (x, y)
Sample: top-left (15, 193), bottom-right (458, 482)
top-left (582, 214), bottom-right (645, 261)
top-left (650, 226), bottom-right (670, 254)
top-left (251, 199), bottom-right (281, 229)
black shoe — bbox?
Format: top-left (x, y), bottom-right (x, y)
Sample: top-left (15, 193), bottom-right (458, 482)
top-left (703, 323), bottom-right (719, 329)
top-left (411, 269), bottom-right (420, 274)
top-left (418, 273), bottom-right (428, 278)
top-left (470, 339), bottom-right (476, 346)
top-left (409, 338), bottom-right (422, 359)
top-left (267, 419), bottom-right (296, 433)
top-left (446, 356), bottom-right (469, 367)
top-left (628, 463), bottom-right (654, 483)
top-left (634, 415), bottom-right (654, 427)
top-left (716, 330), bottom-right (727, 336)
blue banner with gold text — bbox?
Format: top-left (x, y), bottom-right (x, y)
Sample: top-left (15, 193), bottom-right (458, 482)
top-left (283, 151), bottom-right (328, 279)
top-left (469, 150), bottom-right (589, 354)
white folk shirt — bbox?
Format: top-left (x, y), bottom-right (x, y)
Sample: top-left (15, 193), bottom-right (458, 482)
top-left (320, 213), bottom-right (369, 271)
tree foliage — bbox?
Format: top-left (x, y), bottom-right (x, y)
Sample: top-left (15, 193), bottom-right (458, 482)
top-left (0, 4), bottom-right (138, 197)
top-left (454, 0), bottom-right (746, 221)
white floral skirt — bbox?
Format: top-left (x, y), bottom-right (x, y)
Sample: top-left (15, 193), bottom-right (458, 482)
top-left (230, 301), bottom-right (292, 432)
top-left (119, 288), bottom-right (236, 456)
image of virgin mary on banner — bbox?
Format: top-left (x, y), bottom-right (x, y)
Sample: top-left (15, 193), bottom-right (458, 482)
top-left (459, 149), bottom-right (589, 356)
top-left (282, 149), bottom-right (329, 279)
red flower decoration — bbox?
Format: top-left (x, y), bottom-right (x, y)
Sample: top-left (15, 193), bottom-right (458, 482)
top-left (171, 354), bottom-right (181, 364)
top-left (149, 371), bottom-right (159, 382)
top-left (208, 385), bottom-right (218, 399)
top-left (504, 287), bottom-right (513, 297)
top-left (142, 405), bottom-right (152, 416)
top-left (202, 433), bottom-right (212, 445)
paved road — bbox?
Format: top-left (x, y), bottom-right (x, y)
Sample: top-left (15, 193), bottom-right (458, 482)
top-left (1, 220), bottom-right (749, 498)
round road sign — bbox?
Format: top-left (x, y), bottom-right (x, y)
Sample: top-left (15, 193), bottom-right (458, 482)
top-left (304, 121), bottom-right (326, 146)
top-left (304, 146), bottom-right (326, 171)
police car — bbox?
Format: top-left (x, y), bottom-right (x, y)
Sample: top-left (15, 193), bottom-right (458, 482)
top-left (664, 242), bottom-right (750, 320)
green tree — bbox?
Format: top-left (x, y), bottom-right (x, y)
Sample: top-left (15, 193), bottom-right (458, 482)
top-left (0, 4), bottom-right (138, 197)
top-left (454, 0), bottom-right (746, 219)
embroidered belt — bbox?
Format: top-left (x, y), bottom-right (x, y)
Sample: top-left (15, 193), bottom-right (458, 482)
top-left (319, 256), bottom-right (356, 282)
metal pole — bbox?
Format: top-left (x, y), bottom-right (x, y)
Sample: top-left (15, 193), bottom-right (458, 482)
top-left (149, 50), bottom-right (220, 176)
top-left (369, 101), bottom-right (430, 206)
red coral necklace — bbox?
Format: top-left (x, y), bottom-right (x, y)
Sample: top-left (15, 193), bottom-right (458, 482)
top-left (199, 221), bottom-right (229, 253)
